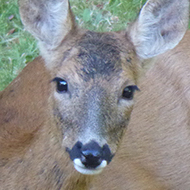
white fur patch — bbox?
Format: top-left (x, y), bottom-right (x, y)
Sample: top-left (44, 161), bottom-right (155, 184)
top-left (73, 159), bottom-right (107, 175)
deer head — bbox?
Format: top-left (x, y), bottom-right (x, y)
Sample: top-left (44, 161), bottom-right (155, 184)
top-left (18, 0), bottom-right (189, 175)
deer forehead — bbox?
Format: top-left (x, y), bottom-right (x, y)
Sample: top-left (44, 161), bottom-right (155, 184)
top-left (53, 31), bottom-right (137, 83)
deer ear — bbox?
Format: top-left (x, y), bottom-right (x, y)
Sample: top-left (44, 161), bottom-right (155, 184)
top-left (129, 0), bottom-right (189, 59)
top-left (19, 0), bottom-right (75, 50)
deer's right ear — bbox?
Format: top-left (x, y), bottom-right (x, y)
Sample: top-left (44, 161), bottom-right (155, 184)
top-left (19, 0), bottom-right (75, 50)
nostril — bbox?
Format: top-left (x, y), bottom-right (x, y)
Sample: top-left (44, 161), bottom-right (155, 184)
top-left (102, 144), bottom-right (114, 164)
top-left (66, 141), bottom-right (82, 161)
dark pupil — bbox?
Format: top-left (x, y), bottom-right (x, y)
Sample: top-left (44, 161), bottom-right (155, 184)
top-left (57, 80), bottom-right (68, 92)
top-left (122, 86), bottom-right (136, 99)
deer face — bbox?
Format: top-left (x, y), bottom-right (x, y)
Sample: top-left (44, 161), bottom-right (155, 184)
top-left (19, 0), bottom-right (189, 175)
top-left (50, 31), bottom-right (140, 174)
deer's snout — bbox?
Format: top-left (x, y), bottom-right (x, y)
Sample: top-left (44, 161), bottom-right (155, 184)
top-left (66, 141), bottom-right (114, 175)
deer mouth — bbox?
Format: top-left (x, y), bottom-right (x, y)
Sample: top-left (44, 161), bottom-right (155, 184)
top-left (73, 158), bottom-right (107, 175)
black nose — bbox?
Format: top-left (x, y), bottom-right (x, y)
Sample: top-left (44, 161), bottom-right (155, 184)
top-left (66, 141), bottom-right (114, 169)
top-left (81, 142), bottom-right (102, 168)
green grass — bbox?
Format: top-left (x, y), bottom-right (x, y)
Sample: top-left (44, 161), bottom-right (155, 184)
top-left (69, 0), bottom-right (146, 32)
top-left (0, 0), bottom-right (38, 91)
top-left (0, 0), bottom-right (150, 91)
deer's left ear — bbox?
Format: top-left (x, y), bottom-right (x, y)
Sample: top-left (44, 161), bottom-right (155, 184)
top-left (19, 0), bottom-right (75, 50)
top-left (129, 0), bottom-right (189, 59)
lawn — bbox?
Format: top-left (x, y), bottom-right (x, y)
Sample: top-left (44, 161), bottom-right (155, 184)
top-left (0, 0), bottom-right (154, 91)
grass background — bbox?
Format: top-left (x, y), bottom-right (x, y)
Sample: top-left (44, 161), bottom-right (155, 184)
top-left (0, 0), bottom-right (184, 91)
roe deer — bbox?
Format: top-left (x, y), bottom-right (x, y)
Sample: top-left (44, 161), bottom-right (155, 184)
top-left (0, 0), bottom-right (189, 189)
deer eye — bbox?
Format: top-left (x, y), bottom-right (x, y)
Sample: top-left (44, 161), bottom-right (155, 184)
top-left (53, 77), bottom-right (68, 93)
top-left (122, 85), bottom-right (139, 100)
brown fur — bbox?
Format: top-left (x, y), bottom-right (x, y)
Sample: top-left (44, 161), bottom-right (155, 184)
top-left (0, 57), bottom-right (92, 189)
top-left (93, 30), bottom-right (190, 190)
top-left (0, 0), bottom-right (189, 189)
top-left (0, 31), bottom-right (140, 190)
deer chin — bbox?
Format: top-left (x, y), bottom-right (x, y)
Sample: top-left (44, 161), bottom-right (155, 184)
top-left (73, 159), bottom-right (107, 175)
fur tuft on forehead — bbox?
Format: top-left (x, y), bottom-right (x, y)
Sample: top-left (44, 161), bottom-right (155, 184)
top-left (76, 31), bottom-right (123, 81)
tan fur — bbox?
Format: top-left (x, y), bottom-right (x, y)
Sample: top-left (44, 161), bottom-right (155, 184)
top-left (94, 30), bottom-right (190, 190)
top-left (0, 57), bottom-right (93, 189)
top-left (0, 0), bottom-right (189, 189)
